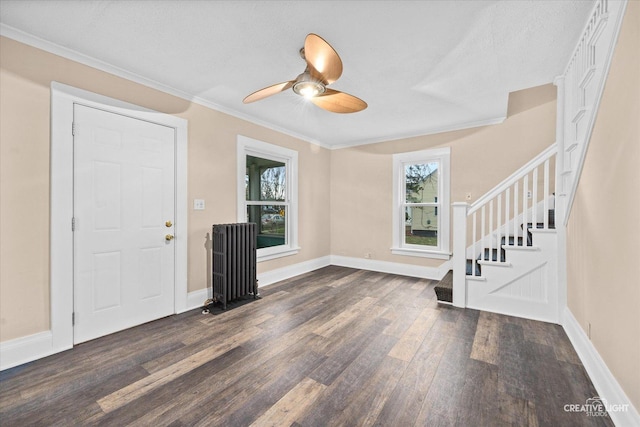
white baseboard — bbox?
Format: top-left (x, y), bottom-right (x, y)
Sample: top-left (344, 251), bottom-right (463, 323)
top-left (184, 254), bottom-right (442, 307)
top-left (258, 256), bottom-right (331, 288)
top-left (330, 255), bottom-right (450, 281)
top-left (182, 288), bottom-right (210, 314)
top-left (1, 254), bottom-right (445, 371)
top-left (181, 256), bottom-right (332, 311)
top-left (0, 331), bottom-right (66, 371)
top-left (562, 307), bottom-right (640, 427)
top-left (2, 288), bottom-right (212, 371)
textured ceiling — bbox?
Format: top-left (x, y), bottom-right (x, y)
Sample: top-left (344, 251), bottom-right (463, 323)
top-left (0, 0), bottom-right (595, 148)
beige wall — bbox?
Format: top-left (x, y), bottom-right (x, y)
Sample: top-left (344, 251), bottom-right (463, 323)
top-left (330, 84), bottom-right (557, 267)
top-left (0, 35), bottom-right (558, 346)
top-left (566, 1), bottom-right (640, 410)
top-left (0, 36), bottom-right (331, 342)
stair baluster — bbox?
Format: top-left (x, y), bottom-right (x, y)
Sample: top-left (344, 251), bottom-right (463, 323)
top-left (514, 182), bottom-right (519, 245)
top-left (481, 205), bottom-right (486, 261)
top-left (488, 200), bottom-right (493, 261)
top-left (543, 159), bottom-right (550, 229)
top-left (505, 187), bottom-right (511, 247)
top-left (523, 174), bottom-right (528, 244)
top-left (472, 211), bottom-right (477, 275)
top-left (497, 193), bottom-right (502, 257)
top-left (451, 144), bottom-right (557, 308)
top-left (532, 167), bottom-right (538, 227)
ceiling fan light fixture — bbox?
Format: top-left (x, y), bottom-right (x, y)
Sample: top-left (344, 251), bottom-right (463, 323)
top-left (243, 34), bottom-right (366, 112)
top-left (293, 80), bottom-right (325, 98)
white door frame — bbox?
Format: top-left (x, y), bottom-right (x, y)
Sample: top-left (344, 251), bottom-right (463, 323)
top-left (50, 82), bottom-right (188, 353)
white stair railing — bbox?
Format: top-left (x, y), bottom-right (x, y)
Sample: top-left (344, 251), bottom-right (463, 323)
top-left (452, 143), bottom-right (557, 307)
top-left (556, 0), bottom-right (628, 225)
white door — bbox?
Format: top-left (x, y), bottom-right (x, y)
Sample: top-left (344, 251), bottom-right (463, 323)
top-left (73, 104), bottom-right (176, 344)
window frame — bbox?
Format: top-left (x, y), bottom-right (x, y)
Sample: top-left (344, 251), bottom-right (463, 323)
top-left (391, 147), bottom-right (451, 259)
top-left (237, 135), bottom-right (299, 262)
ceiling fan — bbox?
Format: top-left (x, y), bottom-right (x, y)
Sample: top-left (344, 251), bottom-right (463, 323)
top-left (243, 33), bottom-right (367, 114)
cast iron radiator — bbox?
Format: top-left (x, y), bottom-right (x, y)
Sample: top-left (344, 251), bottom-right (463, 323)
top-left (212, 223), bottom-right (258, 309)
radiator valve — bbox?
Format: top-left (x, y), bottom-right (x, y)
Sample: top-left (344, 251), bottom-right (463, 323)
top-left (202, 298), bottom-right (214, 314)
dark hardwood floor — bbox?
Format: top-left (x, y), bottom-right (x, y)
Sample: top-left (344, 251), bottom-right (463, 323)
top-left (0, 266), bottom-right (613, 426)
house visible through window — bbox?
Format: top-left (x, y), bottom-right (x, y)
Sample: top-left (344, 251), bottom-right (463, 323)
top-left (404, 162), bottom-right (440, 247)
top-left (392, 147), bottom-right (450, 259)
top-left (237, 135), bottom-right (299, 262)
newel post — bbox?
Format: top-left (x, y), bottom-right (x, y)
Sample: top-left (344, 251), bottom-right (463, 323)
top-left (452, 202), bottom-right (469, 307)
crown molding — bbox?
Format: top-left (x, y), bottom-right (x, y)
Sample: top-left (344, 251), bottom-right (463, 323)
top-left (0, 24), bottom-right (331, 150)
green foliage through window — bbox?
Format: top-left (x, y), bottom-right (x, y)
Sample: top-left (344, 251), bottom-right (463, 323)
top-left (246, 155), bottom-right (287, 249)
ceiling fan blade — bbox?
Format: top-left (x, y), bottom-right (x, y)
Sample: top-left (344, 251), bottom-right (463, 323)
top-left (243, 81), bottom-right (294, 104)
top-left (304, 33), bottom-right (343, 85)
top-left (309, 89), bottom-right (367, 114)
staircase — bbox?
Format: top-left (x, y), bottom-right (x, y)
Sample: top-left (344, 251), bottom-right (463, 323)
top-left (465, 210), bottom-right (555, 277)
top-left (440, 0), bottom-right (626, 325)
top-left (445, 144), bottom-right (561, 323)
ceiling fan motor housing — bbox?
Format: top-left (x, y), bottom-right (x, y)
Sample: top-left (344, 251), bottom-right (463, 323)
top-left (293, 71), bottom-right (326, 98)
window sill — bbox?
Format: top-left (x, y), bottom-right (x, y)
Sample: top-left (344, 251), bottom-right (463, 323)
top-left (257, 246), bottom-right (301, 263)
top-left (390, 247), bottom-right (451, 260)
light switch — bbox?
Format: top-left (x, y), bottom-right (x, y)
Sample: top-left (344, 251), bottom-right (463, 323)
top-left (193, 199), bottom-right (205, 210)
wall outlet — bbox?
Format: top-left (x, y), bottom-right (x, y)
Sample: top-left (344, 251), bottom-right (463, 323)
top-left (364, 252), bottom-right (372, 259)
top-left (193, 199), bottom-right (205, 210)
top-left (527, 191), bottom-right (532, 199)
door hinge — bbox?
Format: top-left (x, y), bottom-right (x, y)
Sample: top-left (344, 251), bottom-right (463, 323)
top-left (72, 122), bottom-right (76, 136)
top-left (72, 312), bottom-right (75, 326)
top-left (72, 217), bottom-right (76, 231)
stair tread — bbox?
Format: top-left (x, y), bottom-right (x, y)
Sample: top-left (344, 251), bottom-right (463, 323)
top-left (434, 270), bottom-right (453, 303)
top-left (503, 244), bottom-right (540, 251)
top-left (435, 270), bottom-right (453, 289)
top-left (478, 260), bottom-right (512, 267)
top-left (465, 209), bottom-right (554, 278)
top-left (524, 223), bottom-right (557, 229)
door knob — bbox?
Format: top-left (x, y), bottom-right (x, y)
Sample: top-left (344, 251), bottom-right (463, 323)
top-left (165, 234), bottom-right (174, 241)
top-left (165, 220), bottom-right (173, 227)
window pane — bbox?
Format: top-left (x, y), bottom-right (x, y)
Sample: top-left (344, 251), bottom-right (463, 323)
top-left (404, 206), bottom-right (438, 247)
top-left (246, 155), bottom-right (286, 201)
top-left (247, 204), bottom-right (286, 249)
top-left (405, 162), bottom-right (439, 203)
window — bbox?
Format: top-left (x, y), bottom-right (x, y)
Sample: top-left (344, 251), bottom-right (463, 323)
top-left (237, 135), bottom-right (299, 261)
top-left (392, 147), bottom-right (450, 259)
